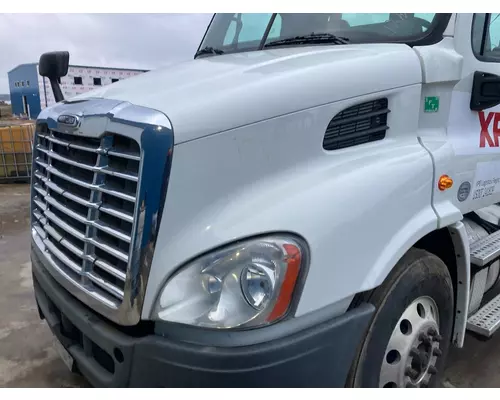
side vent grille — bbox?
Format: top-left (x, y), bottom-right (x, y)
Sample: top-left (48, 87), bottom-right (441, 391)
top-left (323, 98), bottom-right (390, 151)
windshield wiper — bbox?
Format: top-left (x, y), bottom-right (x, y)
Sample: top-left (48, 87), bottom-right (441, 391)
top-left (265, 33), bottom-right (349, 48)
top-left (195, 46), bottom-right (225, 58)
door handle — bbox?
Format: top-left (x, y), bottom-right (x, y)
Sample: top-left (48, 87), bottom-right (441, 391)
top-left (470, 71), bottom-right (500, 111)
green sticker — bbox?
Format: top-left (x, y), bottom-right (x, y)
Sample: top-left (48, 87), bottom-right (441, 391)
top-left (424, 96), bottom-right (439, 113)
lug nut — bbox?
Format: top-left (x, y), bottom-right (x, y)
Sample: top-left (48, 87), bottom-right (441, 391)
top-left (433, 348), bottom-right (442, 357)
top-left (428, 327), bottom-right (438, 336)
top-left (432, 334), bottom-right (443, 342)
top-left (410, 348), bottom-right (420, 358)
top-left (419, 332), bottom-right (431, 343)
top-left (405, 367), bottom-right (419, 379)
top-left (421, 354), bottom-right (429, 365)
top-left (428, 365), bottom-right (437, 375)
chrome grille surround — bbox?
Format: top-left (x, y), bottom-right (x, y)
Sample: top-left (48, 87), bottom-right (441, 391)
top-left (30, 98), bottom-right (174, 326)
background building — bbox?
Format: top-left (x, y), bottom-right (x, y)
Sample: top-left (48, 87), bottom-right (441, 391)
top-left (8, 63), bottom-right (148, 119)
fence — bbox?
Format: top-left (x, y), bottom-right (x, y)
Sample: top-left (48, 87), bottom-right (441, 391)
top-left (0, 124), bottom-right (35, 182)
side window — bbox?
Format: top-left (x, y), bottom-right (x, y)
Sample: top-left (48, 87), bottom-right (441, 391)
top-left (472, 14), bottom-right (500, 60)
top-left (489, 14), bottom-right (500, 52)
top-left (223, 13), bottom-right (280, 47)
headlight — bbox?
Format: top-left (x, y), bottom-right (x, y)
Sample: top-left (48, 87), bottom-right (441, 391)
top-left (153, 235), bottom-right (308, 329)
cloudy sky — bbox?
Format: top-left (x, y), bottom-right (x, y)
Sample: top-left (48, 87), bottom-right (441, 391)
top-left (0, 13), bottom-right (213, 94)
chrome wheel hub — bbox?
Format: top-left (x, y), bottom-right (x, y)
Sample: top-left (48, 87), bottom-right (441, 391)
top-left (379, 296), bottom-right (442, 388)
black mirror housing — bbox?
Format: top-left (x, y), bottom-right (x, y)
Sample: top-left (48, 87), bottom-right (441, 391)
top-left (39, 51), bottom-right (69, 103)
top-left (39, 51), bottom-right (69, 79)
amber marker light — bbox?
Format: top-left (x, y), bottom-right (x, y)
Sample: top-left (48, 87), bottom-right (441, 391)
top-left (438, 175), bottom-right (453, 191)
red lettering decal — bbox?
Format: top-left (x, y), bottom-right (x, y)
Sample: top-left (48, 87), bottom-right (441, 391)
top-left (480, 111), bottom-right (495, 147)
top-left (494, 113), bottom-right (500, 147)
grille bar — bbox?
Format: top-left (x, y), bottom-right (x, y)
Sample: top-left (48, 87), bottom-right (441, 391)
top-left (33, 184), bottom-right (48, 198)
top-left (43, 239), bottom-right (83, 274)
top-left (97, 185), bottom-right (136, 203)
top-left (36, 144), bottom-right (97, 172)
top-left (33, 196), bottom-right (48, 211)
top-left (100, 167), bottom-right (138, 182)
top-left (44, 209), bottom-right (87, 240)
top-left (33, 209), bottom-right (47, 225)
top-left (89, 237), bottom-right (129, 263)
top-left (45, 195), bottom-right (88, 224)
top-left (92, 220), bottom-right (132, 243)
top-left (42, 133), bottom-right (102, 154)
top-left (44, 163), bottom-right (94, 189)
top-left (107, 149), bottom-right (140, 161)
top-left (31, 129), bottom-right (140, 307)
top-left (43, 225), bottom-right (85, 260)
top-left (37, 151), bottom-right (137, 203)
top-left (95, 259), bottom-right (127, 282)
top-left (88, 272), bottom-right (125, 300)
top-left (43, 224), bottom-right (64, 243)
top-left (33, 224), bottom-right (46, 239)
top-left (99, 205), bottom-right (134, 224)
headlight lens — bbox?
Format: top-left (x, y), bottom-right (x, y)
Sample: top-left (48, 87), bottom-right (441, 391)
top-left (153, 235), bottom-right (307, 329)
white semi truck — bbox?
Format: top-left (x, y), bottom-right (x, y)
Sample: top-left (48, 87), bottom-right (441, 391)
top-left (29, 13), bottom-right (500, 388)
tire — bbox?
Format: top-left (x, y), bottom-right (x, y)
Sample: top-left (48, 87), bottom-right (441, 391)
top-left (346, 248), bottom-right (454, 388)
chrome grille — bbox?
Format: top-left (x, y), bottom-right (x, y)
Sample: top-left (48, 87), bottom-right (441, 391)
top-left (31, 128), bottom-right (141, 307)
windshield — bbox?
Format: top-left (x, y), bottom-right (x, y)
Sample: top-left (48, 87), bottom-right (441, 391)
top-left (196, 13), bottom-right (451, 57)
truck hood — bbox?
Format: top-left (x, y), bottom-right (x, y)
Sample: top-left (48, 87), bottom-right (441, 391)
top-left (71, 44), bottom-right (422, 144)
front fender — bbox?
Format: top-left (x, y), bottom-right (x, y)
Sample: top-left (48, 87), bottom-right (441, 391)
top-left (142, 85), bottom-right (438, 319)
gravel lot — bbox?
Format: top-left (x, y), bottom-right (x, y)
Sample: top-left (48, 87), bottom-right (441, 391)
top-left (1, 183), bottom-right (500, 387)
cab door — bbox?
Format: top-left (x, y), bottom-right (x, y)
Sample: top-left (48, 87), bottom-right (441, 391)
top-left (431, 14), bottom-right (500, 224)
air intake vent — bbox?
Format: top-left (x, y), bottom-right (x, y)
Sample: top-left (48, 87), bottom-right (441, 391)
top-left (323, 98), bottom-right (390, 151)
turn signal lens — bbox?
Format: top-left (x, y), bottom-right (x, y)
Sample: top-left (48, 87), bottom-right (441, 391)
top-left (438, 175), bottom-right (453, 191)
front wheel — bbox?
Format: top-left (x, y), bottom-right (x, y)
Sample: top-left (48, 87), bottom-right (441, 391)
top-left (347, 248), bottom-right (454, 388)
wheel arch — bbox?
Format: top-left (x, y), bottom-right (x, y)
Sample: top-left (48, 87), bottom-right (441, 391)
top-left (350, 221), bottom-right (470, 348)
top-left (414, 221), bottom-right (470, 348)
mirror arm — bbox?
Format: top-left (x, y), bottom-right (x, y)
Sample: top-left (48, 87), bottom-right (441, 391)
top-left (49, 78), bottom-right (64, 103)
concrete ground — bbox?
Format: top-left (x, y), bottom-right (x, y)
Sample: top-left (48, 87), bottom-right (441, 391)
top-left (0, 184), bottom-right (88, 387)
top-left (1, 183), bottom-right (500, 388)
